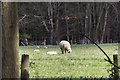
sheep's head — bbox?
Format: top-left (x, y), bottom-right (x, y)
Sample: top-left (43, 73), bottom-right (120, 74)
top-left (68, 48), bottom-right (72, 53)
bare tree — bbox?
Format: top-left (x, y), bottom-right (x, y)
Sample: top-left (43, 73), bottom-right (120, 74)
top-left (100, 3), bottom-right (110, 43)
top-left (85, 3), bottom-right (91, 44)
top-left (65, 3), bottom-right (69, 41)
top-left (48, 2), bottom-right (54, 44)
top-left (54, 3), bottom-right (60, 43)
top-left (95, 3), bottom-right (105, 43)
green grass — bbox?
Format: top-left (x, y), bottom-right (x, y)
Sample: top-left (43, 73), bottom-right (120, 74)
top-left (19, 43), bottom-right (118, 78)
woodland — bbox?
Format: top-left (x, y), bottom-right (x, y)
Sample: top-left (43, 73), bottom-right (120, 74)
top-left (18, 2), bottom-right (119, 45)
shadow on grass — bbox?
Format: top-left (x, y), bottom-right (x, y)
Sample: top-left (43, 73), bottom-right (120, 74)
top-left (2, 77), bottom-right (118, 80)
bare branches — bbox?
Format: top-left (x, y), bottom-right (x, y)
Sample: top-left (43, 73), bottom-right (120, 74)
top-left (19, 14), bottom-right (27, 22)
top-left (109, 3), bottom-right (119, 23)
top-left (42, 20), bottom-right (49, 33)
top-left (80, 33), bottom-right (120, 69)
top-left (34, 15), bottom-right (49, 33)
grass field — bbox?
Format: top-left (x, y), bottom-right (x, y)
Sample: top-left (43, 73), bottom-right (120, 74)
top-left (19, 43), bottom-right (118, 78)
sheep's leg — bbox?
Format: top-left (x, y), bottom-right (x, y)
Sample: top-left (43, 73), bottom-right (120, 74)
top-left (62, 50), bottom-right (64, 54)
top-left (65, 50), bottom-right (66, 54)
top-left (60, 48), bottom-right (64, 54)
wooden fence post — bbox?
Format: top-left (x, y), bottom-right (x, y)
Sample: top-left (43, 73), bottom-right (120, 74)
top-left (21, 54), bottom-right (29, 79)
top-left (113, 54), bottom-right (119, 79)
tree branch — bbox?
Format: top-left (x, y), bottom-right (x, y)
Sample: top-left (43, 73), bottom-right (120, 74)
top-left (42, 20), bottom-right (49, 33)
top-left (34, 15), bottom-right (49, 33)
top-left (80, 33), bottom-right (120, 69)
top-left (109, 3), bottom-right (119, 23)
top-left (19, 14), bottom-right (27, 22)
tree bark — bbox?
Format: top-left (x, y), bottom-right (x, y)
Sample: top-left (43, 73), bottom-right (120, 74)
top-left (2, 2), bottom-right (19, 78)
top-left (88, 3), bottom-right (92, 44)
top-left (100, 3), bottom-right (109, 43)
top-left (55, 3), bottom-right (60, 43)
top-left (118, 2), bottom-right (120, 42)
top-left (0, 1), bottom-right (2, 79)
top-left (117, 2), bottom-right (120, 72)
top-left (95, 3), bottom-right (105, 43)
top-left (93, 3), bottom-right (96, 42)
top-left (48, 2), bottom-right (54, 44)
top-left (85, 3), bottom-right (90, 44)
top-left (65, 3), bottom-right (69, 41)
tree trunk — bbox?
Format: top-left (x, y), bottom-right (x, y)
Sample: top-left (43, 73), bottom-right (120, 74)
top-left (85, 3), bottom-right (90, 44)
top-left (118, 2), bottom-right (120, 43)
top-left (2, 2), bottom-right (19, 78)
top-left (88, 3), bottom-right (92, 44)
top-left (0, 1), bottom-right (2, 79)
top-left (77, 3), bottom-right (82, 43)
top-left (55, 3), bottom-right (60, 43)
top-left (100, 4), bottom-right (109, 43)
top-left (65, 3), bottom-right (69, 41)
top-left (118, 2), bottom-right (120, 76)
top-left (93, 3), bottom-right (96, 42)
top-left (95, 3), bottom-right (105, 43)
top-left (48, 2), bottom-right (54, 44)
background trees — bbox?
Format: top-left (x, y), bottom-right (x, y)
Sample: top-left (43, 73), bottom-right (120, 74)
top-left (18, 2), bottom-right (119, 45)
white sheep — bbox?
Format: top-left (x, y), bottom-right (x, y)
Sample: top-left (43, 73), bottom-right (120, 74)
top-left (46, 51), bottom-right (57, 55)
top-left (59, 40), bottom-right (72, 54)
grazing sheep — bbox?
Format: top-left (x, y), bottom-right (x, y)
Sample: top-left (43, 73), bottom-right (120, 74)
top-left (59, 40), bottom-right (72, 54)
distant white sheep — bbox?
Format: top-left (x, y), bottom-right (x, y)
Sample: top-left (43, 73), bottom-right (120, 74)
top-left (46, 51), bottom-right (57, 55)
top-left (34, 49), bottom-right (40, 52)
top-left (59, 40), bottom-right (72, 54)
top-left (44, 46), bottom-right (48, 49)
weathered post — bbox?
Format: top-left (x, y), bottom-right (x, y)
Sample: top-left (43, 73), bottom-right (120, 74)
top-left (21, 54), bottom-right (29, 80)
top-left (113, 54), bottom-right (119, 79)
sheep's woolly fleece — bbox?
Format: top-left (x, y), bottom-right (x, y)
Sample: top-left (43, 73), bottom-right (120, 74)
top-left (59, 40), bottom-right (72, 53)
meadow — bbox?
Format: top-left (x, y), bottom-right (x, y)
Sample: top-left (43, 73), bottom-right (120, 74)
top-left (19, 43), bottom-right (118, 78)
